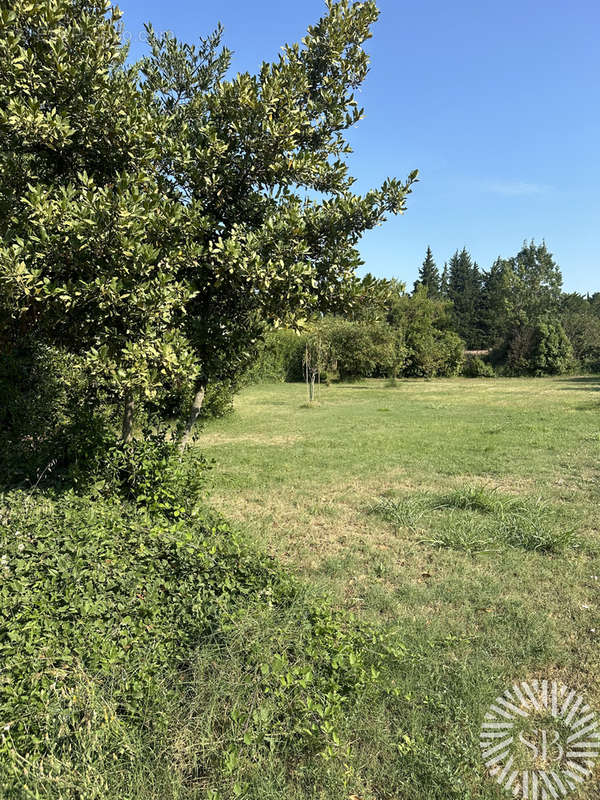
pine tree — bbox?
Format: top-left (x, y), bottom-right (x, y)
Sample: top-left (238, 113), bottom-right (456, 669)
top-left (446, 248), bottom-right (484, 348)
top-left (480, 258), bottom-right (512, 346)
top-left (413, 246), bottom-right (440, 296)
top-left (440, 262), bottom-right (449, 298)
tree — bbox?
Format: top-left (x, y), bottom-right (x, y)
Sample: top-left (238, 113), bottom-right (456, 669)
top-left (388, 287), bottom-right (464, 377)
top-left (446, 248), bottom-right (484, 348)
top-left (0, 0), bottom-right (418, 453)
top-left (440, 262), bottom-right (449, 298)
top-left (413, 246), bottom-right (440, 296)
top-left (503, 321), bottom-right (573, 376)
top-left (0, 0), bottom-right (198, 443)
top-left (480, 258), bottom-right (512, 346)
top-left (561, 294), bottom-right (600, 371)
top-left (504, 240), bottom-right (563, 325)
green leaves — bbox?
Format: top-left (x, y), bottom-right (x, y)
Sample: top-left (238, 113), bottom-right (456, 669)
top-left (0, 0), bottom-right (416, 449)
top-left (0, 490), bottom-right (404, 795)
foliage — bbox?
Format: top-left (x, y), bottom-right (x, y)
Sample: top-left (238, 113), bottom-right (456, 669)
top-left (499, 320), bottom-right (573, 376)
top-left (324, 317), bottom-right (397, 380)
top-left (0, 341), bottom-right (114, 489)
top-left (0, 0), bottom-right (417, 454)
top-left (504, 241), bottom-right (563, 325)
top-left (245, 329), bottom-right (306, 383)
top-left (462, 355), bottom-right (495, 378)
top-left (528, 320), bottom-right (574, 376)
top-left (413, 246), bottom-right (440, 297)
top-left (95, 430), bottom-right (210, 517)
top-left (0, 490), bottom-right (404, 799)
top-left (395, 289), bottom-right (464, 377)
top-left (561, 305), bottom-right (600, 372)
top-left (444, 248), bottom-right (484, 348)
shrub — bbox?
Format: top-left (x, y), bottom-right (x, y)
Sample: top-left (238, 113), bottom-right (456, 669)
top-left (462, 355), bottom-right (495, 378)
top-left (529, 321), bottom-right (574, 376)
top-left (94, 430), bottom-right (209, 517)
top-left (0, 342), bottom-right (114, 489)
top-left (498, 321), bottom-right (574, 376)
top-left (324, 318), bottom-right (397, 381)
top-left (435, 331), bottom-right (465, 376)
top-left (244, 329), bottom-right (306, 384)
top-left (0, 492), bottom-right (404, 799)
top-left (562, 311), bottom-right (600, 372)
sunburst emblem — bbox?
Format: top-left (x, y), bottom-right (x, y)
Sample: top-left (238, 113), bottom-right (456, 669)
top-left (480, 680), bottom-right (599, 798)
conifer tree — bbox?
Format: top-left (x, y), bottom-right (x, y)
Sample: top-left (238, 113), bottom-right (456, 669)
top-left (440, 262), bottom-right (449, 298)
top-left (446, 248), bottom-right (484, 348)
top-left (413, 246), bottom-right (440, 296)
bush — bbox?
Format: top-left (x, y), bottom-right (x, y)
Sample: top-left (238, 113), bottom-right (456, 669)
top-left (498, 321), bottom-right (574, 376)
top-left (246, 329), bottom-right (306, 383)
top-left (434, 331), bottom-right (465, 376)
top-left (562, 311), bottom-right (600, 372)
top-left (462, 355), bottom-right (495, 378)
top-left (0, 491), bottom-right (404, 799)
top-left (403, 329), bottom-right (464, 378)
top-left (0, 342), bottom-right (114, 489)
top-left (94, 430), bottom-right (209, 518)
top-left (325, 318), bottom-right (397, 380)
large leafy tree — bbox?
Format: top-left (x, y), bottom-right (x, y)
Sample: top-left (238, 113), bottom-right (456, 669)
top-left (0, 0), bottom-right (417, 447)
top-left (503, 240), bottom-right (563, 325)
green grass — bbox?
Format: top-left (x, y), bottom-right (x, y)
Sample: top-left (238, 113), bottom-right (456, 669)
top-left (199, 376), bottom-right (600, 798)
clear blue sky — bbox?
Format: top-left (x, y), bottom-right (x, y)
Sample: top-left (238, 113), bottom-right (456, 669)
top-left (119, 0), bottom-right (600, 293)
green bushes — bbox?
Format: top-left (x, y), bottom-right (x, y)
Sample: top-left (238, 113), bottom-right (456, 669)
top-left (495, 321), bottom-right (574, 376)
top-left (562, 311), bottom-right (600, 372)
top-left (0, 342), bottom-right (114, 489)
top-left (247, 306), bottom-right (465, 384)
top-left (462, 355), bottom-right (495, 378)
top-left (95, 430), bottom-right (209, 517)
top-left (324, 318), bottom-right (398, 381)
top-left (0, 491), bottom-right (404, 799)
top-left (245, 329), bottom-right (306, 383)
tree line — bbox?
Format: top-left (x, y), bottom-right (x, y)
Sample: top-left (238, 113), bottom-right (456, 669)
top-left (250, 240), bottom-right (599, 383)
top-left (412, 241), bottom-right (600, 372)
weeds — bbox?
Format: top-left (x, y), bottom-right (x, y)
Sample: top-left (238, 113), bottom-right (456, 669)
top-left (368, 495), bottom-right (428, 531)
top-left (372, 486), bottom-right (579, 554)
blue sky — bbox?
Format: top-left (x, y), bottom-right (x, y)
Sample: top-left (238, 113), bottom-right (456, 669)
top-left (120, 0), bottom-right (600, 293)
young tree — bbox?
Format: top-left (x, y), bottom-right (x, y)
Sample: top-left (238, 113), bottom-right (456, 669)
top-left (413, 246), bottom-right (440, 297)
top-left (0, 0), bottom-right (418, 451)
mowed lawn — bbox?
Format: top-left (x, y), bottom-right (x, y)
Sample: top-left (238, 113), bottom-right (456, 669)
top-left (201, 376), bottom-right (600, 798)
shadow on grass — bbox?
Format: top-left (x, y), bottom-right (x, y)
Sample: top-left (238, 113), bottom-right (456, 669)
top-left (559, 376), bottom-right (600, 391)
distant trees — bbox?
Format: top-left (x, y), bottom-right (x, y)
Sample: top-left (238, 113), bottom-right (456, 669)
top-left (251, 235), bottom-right (597, 383)
top-left (407, 241), bottom-right (585, 375)
top-left (444, 248), bottom-right (484, 348)
top-left (413, 247), bottom-right (440, 297)
top-left (561, 293), bottom-right (600, 372)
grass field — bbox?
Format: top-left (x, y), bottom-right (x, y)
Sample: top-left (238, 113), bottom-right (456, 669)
top-left (200, 376), bottom-right (600, 798)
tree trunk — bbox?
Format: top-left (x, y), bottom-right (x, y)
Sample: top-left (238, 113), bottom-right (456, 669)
top-left (121, 392), bottom-right (135, 443)
top-left (180, 385), bottom-right (206, 450)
